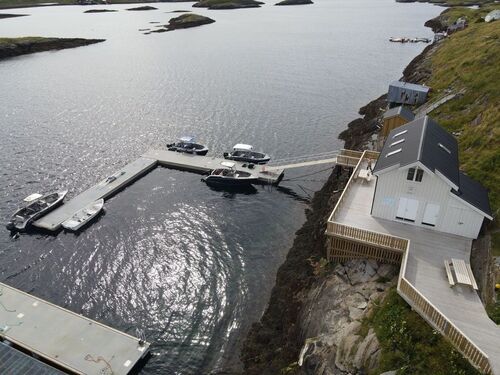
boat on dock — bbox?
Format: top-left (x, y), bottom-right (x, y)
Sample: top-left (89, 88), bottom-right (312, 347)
top-left (223, 144), bottom-right (270, 164)
top-left (6, 190), bottom-right (68, 231)
top-left (202, 161), bottom-right (258, 187)
top-left (167, 136), bottom-right (209, 156)
top-left (61, 198), bottom-right (104, 232)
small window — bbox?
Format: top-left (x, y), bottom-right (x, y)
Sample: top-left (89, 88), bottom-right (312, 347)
top-left (393, 130), bottom-right (408, 138)
top-left (416, 169), bottom-right (424, 182)
top-left (390, 139), bottom-right (405, 147)
top-left (407, 168), bottom-right (415, 181)
top-left (407, 167), bottom-right (424, 182)
top-left (386, 149), bottom-right (402, 157)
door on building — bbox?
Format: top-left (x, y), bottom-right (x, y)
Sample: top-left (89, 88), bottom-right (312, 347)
top-left (396, 197), bottom-right (419, 222)
top-left (422, 203), bottom-right (440, 226)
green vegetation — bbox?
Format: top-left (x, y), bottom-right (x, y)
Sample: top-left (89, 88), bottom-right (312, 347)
top-left (0, 36), bottom-right (51, 44)
top-left (426, 6), bottom-right (500, 215)
top-left (0, 0), bottom-right (153, 10)
top-left (366, 289), bottom-right (480, 375)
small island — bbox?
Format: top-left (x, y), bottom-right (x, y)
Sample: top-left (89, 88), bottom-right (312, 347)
top-left (0, 37), bottom-right (105, 60)
top-left (192, 0), bottom-right (263, 9)
top-left (84, 9), bottom-right (118, 13)
top-left (126, 6), bottom-right (157, 11)
top-left (275, 0), bottom-right (313, 5)
top-left (0, 13), bottom-right (28, 18)
top-left (148, 13), bottom-right (215, 33)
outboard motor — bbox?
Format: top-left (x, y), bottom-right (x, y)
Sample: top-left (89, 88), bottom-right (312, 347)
top-left (223, 152), bottom-right (229, 159)
top-left (6, 222), bottom-right (15, 231)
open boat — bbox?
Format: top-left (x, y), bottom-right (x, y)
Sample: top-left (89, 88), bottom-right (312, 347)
top-left (223, 144), bottom-right (270, 164)
top-left (167, 136), bottom-right (209, 156)
top-left (62, 199), bottom-right (104, 232)
top-left (202, 161), bottom-right (258, 187)
top-left (6, 190), bottom-right (68, 231)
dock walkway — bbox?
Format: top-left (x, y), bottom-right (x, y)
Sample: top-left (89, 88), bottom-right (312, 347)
top-left (0, 282), bottom-right (149, 375)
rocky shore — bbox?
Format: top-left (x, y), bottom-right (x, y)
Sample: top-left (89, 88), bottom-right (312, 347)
top-left (0, 37), bottom-right (105, 60)
top-left (0, 13), bottom-right (28, 18)
top-left (240, 21), bottom-right (443, 375)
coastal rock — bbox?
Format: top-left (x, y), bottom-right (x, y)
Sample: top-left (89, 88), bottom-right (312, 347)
top-left (126, 6), bottom-right (157, 11)
top-left (192, 0), bottom-right (263, 9)
top-left (84, 9), bottom-right (117, 13)
top-left (0, 37), bottom-right (105, 60)
top-left (275, 0), bottom-right (313, 5)
top-left (165, 13), bottom-right (215, 31)
top-left (0, 13), bottom-right (28, 19)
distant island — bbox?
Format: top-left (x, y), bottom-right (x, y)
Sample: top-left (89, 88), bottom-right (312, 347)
top-left (0, 13), bottom-right (28, 18)
top-left (275, 0), bottom-right (313, 5)
top-left (147, 13), bottom-right (215, 33)
top-left (84, 9), bottom-right (117, 13)
top-left (126, 5), bottom-right (157, 11)
top-left (192, 0), bottom-right (263, 9)
top-left (0, 37), bottom-right (105, 60)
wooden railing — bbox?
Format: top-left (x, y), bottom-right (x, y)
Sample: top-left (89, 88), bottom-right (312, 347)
top-left (398, 277), bottom-right (492, 374)
top-left (336, 155), bottom-right (361, 168)
top-left (339, 149), bottom-right (363, 158)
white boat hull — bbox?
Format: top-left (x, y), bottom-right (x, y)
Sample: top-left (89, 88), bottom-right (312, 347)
top-left (62, 199), bottom-right (104, 232)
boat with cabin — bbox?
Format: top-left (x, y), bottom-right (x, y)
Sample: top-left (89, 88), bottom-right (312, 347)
top-left (6, 190), bottom-right (68, 231)
top-left (62, 199), bottom-right (104, 232)
top-left (223, 144), bottom-right (270, 164)
top-left (202, 161), bottom-right (258, 187)
top-left (167, 136), bottom-right (209, 156)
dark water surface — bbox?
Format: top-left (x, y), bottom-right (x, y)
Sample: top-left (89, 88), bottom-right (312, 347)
top-left (0, 1), bottom-right (440, 373)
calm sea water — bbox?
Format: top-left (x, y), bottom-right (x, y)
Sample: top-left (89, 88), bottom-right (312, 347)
top-left (0, 1), bottom-right (440, 373)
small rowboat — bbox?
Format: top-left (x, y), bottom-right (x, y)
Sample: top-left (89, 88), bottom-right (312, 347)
top-left (62, 199), bottom-right (104, 232)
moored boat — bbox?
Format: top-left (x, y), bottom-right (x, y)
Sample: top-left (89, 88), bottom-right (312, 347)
top-left (202, 161), bottom-right (258, 187)
top-left (6, 190), bottom-right (68, 231)
top-left (167, 136), bottom-right (209, 156)
top-left (223, 144), bottom-right (270, 164)
top-left (62, 199), bottom-right (104, 232)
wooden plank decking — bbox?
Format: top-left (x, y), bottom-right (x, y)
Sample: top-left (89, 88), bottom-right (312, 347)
top-left (328, 175), bottom-right (500, 374)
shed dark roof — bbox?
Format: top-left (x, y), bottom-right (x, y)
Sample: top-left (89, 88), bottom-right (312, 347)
top-left (383, 106), bottom-right (415, 121)
top-left (389, 80), bottom-right (430, 93)
top-left (452, 172), bottom-right (492, 217)
top-left (373, 116), bottom-right (459, 187)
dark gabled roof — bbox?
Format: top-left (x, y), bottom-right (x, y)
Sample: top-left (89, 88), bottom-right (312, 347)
top-left (373, 116), bottom-right (460, 187)
top-left (452, 172), bottom-right (492, 218)
top-left (389, 80), bottom-right (430, 93)
top-left (383, 106), bottom-right (415, 121)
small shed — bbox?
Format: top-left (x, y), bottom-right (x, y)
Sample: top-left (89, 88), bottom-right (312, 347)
top-left (388, 81), bottom-right (429, 106)
top-left (382, 106), bottom-right (415, 137)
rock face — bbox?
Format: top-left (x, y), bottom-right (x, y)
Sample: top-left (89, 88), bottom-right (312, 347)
top-left (275, 0), bottom-right (313, 5)
top-left (126, 6), bottom-right (157, 11)
top-left (192, 0), bottom-right (263, 9)
top-left (0, 37), bottom-right (105, 60)
top-left (166, 13), bottom-right (215, 30)
top-left (297, 260), bottom-right (397, 374)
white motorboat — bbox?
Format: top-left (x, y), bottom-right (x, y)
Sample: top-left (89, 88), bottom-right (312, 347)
top-left (62, 199), bottom-right (104, 232)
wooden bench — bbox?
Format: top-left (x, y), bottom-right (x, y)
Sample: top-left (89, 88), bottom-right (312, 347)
top-left (466, 263), bottom-right (479, 290)
top-left (444, 260), bottom-right (455, 286)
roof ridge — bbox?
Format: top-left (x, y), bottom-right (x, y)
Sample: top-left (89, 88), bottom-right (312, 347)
top-left (417, 115), bottom-right (428, 162)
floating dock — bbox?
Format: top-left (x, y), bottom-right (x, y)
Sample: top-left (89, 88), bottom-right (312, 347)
top-left (0, 282), bottom-right (149, 375)
top-left (34, 150), bottom-right (284, 231)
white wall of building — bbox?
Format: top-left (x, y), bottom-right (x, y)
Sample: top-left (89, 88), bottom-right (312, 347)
top-left (372, 165), bottom-right (484, 238)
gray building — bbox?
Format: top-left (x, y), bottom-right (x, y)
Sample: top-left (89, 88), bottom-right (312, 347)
top-left (388, 81), bottom-right (430, 106)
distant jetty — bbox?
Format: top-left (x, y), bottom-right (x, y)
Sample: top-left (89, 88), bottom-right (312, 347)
top-left (0, 37), bottom-right (105, 60)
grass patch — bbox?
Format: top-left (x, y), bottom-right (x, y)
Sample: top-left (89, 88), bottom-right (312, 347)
top-left (367, 288), bottom-right (480, 375)
top-left (426, 6), bottom-right (500, 215)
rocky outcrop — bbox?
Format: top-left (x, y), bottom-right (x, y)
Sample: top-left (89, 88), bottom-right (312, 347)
top-left (0, 37), bottom-right (105, 60)
top-left (84, 9), bottom-right (117, 13)
top-left (192, 0), bottom-right (263, 9)
top-left (0, 13), bottom-right (28, 18)
top-left (126, 5), bottom-right (157, 11)
top-left (275, 0), bottom-right (313, 5)
top-left (165, 13), bottom-right (215, 30)
top-left (297, 261), bottom-right (397, 374)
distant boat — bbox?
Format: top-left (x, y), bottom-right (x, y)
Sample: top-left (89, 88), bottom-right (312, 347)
top-left (167, 136), bottom-right (209, 156)
top-left (202, 161), bottom-right (258, 187)
top-left (223, 144), bottom-right (270, 164)
top-left (6, 190), bottom-right (68, 231)
top-left (62, 199), bottom-right (104, 232)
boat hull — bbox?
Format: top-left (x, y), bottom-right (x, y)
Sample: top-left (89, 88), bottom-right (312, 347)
top-left (62, 199), bottom-right (104, 232)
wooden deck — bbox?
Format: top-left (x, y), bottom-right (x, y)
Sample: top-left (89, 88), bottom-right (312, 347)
top-left (329, 174), bottom-right (500, 374)
top-left (0, 282), bottom-right (149, 375)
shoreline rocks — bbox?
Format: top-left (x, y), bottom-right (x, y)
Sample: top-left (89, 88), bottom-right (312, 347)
top-left (146, 13), bottom-right (215, 33)
top-left (84, 9), bottom-right (117, 13)
top-left (0, 37), bottom-right (105, 60)
top-left (0, 13), bottom-right (28, 18)
top-left (126, 5), bottom-right (157, 11)
top-left (192, 0), bottom-right (263, 9)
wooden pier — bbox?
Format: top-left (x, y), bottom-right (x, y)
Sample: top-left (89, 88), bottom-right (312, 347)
top-left (0, 282), bottom-right (149, 375)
